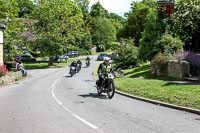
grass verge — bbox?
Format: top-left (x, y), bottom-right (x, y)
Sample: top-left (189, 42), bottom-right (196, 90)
top-left (24, 58), bottom-right (86, 69)
top-left (114, 63), bottom-right (200, 110)
top-left (114, 78), bottom-right (200, 110)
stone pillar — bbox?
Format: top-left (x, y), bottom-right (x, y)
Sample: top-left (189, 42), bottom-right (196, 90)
top-left (0, 24), bottom-right (6, 64)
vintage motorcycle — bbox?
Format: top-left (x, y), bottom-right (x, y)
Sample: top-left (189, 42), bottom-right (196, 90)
top-left (96, 73), bottom-right (115, 99)
top-left (86, 60), bottom-right (90, 67)
top-left (69, 66), bottom-right (76, 77)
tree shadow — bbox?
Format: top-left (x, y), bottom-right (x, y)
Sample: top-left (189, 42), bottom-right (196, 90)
top-left (162, 82), bottom-right (200, 86)
top-left (78, 93), bottom-right (108, 99)
top-left (125, 64), bottom-right (151, 76)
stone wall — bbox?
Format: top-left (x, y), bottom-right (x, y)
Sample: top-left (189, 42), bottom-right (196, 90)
top-left (168, 60), bottom-right (190, 78)
top-left (0, 71), bottom-right (22, 84)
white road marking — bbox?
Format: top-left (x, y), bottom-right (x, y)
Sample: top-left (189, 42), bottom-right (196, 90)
top-left (51, 77), bottom-right (104, 133)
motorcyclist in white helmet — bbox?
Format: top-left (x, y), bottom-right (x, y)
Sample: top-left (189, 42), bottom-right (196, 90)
top-left (96, 57), bottom-right (115, 87)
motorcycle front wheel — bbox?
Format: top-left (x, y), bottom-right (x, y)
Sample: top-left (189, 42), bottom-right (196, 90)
top-left (107, 80), bottom-right (115, 99)
top-left (97, 86), bottom-right (102, 95)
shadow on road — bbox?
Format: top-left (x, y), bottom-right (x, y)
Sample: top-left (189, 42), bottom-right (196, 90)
top-left (63, 75), bottom-right (73, 78)
top-left (79, 93), bottom-right (108, 100)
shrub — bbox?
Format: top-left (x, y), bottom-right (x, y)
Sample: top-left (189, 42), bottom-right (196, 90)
top-left (4, 61), bottom-right (17, 71)
top-left (156, 34), bottom-right (184, 57)
top-left (151, 53), bottom-right (169, 76)
top-left (114, 38), bottom-right (139, 69)
top-left (175, 50), bottom-right (200, 76)
top-left (0, 64), bottom-right (8, 77)
top-left (139, 9), bottom-right (163, 61)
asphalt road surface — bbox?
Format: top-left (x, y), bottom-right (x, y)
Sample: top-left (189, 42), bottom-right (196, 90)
top-left (0, 59), bottom-right (200, 133)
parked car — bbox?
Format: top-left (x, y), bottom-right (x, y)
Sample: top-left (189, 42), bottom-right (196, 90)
top-left (15, 55), bottom-right (36, 62)
top-left (67, 51), bottom-right (79, 58)
top-left (97, 53), bottom-right (107, 61)
top-left (107, 53), bottom-right (118, 60)
top-left (53, 55), bottom-right (69, 60)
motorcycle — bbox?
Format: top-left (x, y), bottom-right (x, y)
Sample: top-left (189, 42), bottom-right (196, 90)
top-left (96, 73), bottom-right (115, 99)
top-left (69, 66), bottom-right (76, 77)
top-left (76, 64), bottom-right (82, 73)
top-left (86, 60), bottom-right (90, 67)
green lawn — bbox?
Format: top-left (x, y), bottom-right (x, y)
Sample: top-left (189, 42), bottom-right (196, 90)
top-left (114, 63), bottom-right (200, 110)
top-left (24, 58), bottom-right (86, 69)
top-left (115, 78), bottom-right (200, 110)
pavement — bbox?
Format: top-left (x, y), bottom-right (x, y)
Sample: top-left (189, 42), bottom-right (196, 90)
top-left (0, 59), bottom-right (200, 133)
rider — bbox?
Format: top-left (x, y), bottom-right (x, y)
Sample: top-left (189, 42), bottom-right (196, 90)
top-left (70, 60), bottom-right (77, 72)
top-left (97, 57), bottom-right (115, 87)
top-left (86, 56), bottom-right (90, 61)
top-left (77, 58), bottom-right (82, 72)
top-left (77, 58), bottom-right (82, 65)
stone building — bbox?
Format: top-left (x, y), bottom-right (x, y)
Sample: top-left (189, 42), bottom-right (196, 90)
top-left (0, 24), bottom-right (6, 64)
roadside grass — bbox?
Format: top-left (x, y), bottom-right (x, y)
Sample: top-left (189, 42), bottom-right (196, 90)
top-left (24, 58), bottom-right (86, 69)
top-left (114, 78), bottom-right (200, 110)
top-left (123, 62), bottom-right (183, 81)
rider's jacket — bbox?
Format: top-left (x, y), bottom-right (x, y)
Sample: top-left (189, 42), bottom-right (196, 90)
top-left (86, 57), bottom-right (90, 61)
top-left (70, 62), bottom-right (77, 67)
top-left (97, 63), bottom-right (114, 74)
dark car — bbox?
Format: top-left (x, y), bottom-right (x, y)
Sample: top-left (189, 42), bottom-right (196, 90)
top-left (107, 53), bottom-right (118, 60)
top-left (97, 53), bottom-right (107, 61)
top-left (15, 55), bottom-right (36, 62)
top-left (67, 51), bottom-right (79, 58)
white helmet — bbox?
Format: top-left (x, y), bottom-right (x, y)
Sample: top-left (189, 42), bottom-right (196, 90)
top-left (104, 57), bottom-right (110, 61)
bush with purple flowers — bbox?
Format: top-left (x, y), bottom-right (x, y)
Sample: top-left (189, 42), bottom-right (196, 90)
top-left (175, 50), bottom-right (200, 76)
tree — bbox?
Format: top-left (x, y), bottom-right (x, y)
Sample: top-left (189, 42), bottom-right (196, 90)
top-left (0, 0), bottom-right (19, 19)
top-left (169, 0), bottom-right (200, 51)
top-left (118, 2), bottom-right (150, 46)
top-left (15, 0), bottom-right (36, 18)
top-left (74, 0), bottom-right (89, 20)
top-left (90, 17), bottom-right (116, 51)
top-left (114, 38), bottom-right (139, 69)
top-left (34, 0), bottom-right (83, 66)
top-left (138, 9), bottom-right (163, 61)
top-left (0, 0), bottom-right (25, 62)
top-left (90, 1), bottom-right (106, 18)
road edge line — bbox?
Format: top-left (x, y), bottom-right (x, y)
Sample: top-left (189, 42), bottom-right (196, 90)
top-left (92, 68), bottom-right (200, 115)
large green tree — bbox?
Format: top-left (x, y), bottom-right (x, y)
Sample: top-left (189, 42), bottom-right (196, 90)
top-left (169, 0), bottom-right (200, 51)
top-left (74, 0), bottom-right (89, 20)
top-left (90, 1), bottom-right (107, 18)
top-left (90, 17), bottom-right (116, 51)
top-left (34, 0), bottom-right (83, 66)
top-left (0, 0), bottom-right (25, 62)
top-left (118, 2), bottom-right (150, 46)
top-left (16, 0), bottom-right (36, 18)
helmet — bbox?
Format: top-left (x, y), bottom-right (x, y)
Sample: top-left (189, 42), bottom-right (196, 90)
top-left (78, 58), bottom-right (80, 60)
top-left (104, 57), bottom-right (110, 61)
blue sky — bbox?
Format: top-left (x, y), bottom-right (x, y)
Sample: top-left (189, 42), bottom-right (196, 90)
top-left (89, 0), bottom-right (135, 16)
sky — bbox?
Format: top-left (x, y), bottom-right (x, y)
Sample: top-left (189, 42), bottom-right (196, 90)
top-left (89, 0), bottom-right (135, 16)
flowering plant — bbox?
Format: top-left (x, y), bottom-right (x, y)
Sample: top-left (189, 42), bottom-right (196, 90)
top-left (175, 50), bottom-right (200, 76)
top-left (0, 64), bottom-right (8, 77)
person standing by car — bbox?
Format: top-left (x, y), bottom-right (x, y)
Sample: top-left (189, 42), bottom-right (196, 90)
top-left (18, 61), bottom-right (26, 77)
top-left (96, 57), bottom-right (115, 87)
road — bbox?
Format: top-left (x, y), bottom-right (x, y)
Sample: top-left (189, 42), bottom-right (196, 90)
top-left (0, 59), bottom-right (200, 133)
